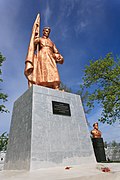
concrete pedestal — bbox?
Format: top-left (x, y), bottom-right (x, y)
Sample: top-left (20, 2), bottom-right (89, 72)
top-left (4, 85), bottom-right (95, 170)
top-left (92, 138), bottom-right (106, 162)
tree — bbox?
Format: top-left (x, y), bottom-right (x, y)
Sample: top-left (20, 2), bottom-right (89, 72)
top-left (0, 52), bottom-right (8, 113)
top-left (80, 53), bottom-right (120, 125)
top-left (59, 82), bottom-right (72, 92)
top-left (104, 141), bottom-right (108, 148)
top-left (0, 132), bottom-right (8, 151)
top-left (77, 86), bottom-right (91, 114)
top-left (60, 82), bottom-right (91, 114)
top-left (111, 140), bottom-right (119, 147)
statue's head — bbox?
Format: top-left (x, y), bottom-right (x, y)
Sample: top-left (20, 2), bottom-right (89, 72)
top-left (43, 27), bottom-right (51, 38)
top-left (93, 122), bottom-right (98, 130)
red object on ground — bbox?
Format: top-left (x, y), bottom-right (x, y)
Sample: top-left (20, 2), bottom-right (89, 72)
top-left (101, 167), bottom-right (111, 172)
top-left (65, 166), bottom-right (72, 170)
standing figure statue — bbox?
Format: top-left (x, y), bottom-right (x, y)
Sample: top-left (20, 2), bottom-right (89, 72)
top-left (91, 122), bottom-right (102, 138)
top-left (24, 14), bottom-right (64, 89)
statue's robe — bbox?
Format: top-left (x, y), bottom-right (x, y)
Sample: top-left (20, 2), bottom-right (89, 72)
top-left (25, 36), bottom-right (63, 88)
top-left (34, 37), bottom-right (63, 87)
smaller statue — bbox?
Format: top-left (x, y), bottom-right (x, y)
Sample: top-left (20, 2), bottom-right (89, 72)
top-left (91, 122), bottom-right (106, 162)
top-left (91, 122), bottom-right (102, 138)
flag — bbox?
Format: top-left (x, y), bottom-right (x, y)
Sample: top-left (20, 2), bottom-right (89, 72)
top-left (24, 14), bottom-right (40, 86)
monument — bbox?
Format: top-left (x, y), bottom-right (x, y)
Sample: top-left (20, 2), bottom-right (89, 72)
top-left (91, 122), bottom-right (106, 162)
top-left (24, 14), bottom-right (64, 89)
top-left (4, 14), bottom-right (95, 170)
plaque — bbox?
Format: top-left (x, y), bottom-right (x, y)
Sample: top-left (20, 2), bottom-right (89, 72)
top-left (52, 101), bottom-right (71, 116)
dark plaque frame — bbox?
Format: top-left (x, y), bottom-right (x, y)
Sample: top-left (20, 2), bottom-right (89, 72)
top-left (52, 101), bottom-right (71, 116)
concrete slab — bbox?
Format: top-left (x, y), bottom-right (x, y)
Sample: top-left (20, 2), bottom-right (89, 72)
top-left (0, 163), bottom-right (120, 180)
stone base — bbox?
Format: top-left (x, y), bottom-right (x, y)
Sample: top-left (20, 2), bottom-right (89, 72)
top-left (92, 138), bottom-right (106, 162)
top-left (4, 85), bottom-right (95, 170)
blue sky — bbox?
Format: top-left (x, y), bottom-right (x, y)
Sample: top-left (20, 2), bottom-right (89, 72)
top-left (0, 0), bottom-right (120, 142)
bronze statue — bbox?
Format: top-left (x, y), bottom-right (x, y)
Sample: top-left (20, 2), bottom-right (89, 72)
top-left (24, 14), bottom-right (64, 89)
top-left (91, 122), bottom-right (102, 138)
top-left (91, 122), bottom-right (106, 162)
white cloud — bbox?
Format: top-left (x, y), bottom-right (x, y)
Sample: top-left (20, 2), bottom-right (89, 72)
top-left (74, 21), bottom-right (89, 34)
top-left (0, 0), bottom-right (24, 90)
top-left (50, 0), bottom-right (78, 40)
top-left (0, 1), bottom-right (27, 134)
top-left (52, 0), bottom-right (105, 39)
top-left (74, 0), bottom-right (105, 34)
top-left (62, 0), bottom-right (75, 17)
top-left (59, 24), bottom-right (69, 39)
top-left (0, 1), bottom-right (21, 51)
top-left (43, 1), bottom-right (52, 25)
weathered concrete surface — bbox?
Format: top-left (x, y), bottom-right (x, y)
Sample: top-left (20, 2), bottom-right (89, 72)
top-left (4, 85), bottom-right (95, 170)
top-left (1, 163), bottom-right (120, 180)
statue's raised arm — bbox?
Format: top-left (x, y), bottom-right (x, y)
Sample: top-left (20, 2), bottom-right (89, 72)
top-left (24, 14), bottom-right (64, 89)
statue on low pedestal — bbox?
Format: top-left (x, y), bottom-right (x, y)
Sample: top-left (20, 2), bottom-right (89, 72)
top-left (91, 122), bottom-right (106, 162)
